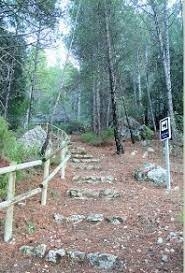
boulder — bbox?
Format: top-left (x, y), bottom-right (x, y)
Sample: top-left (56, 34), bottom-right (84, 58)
top-left (120, 124), bottom-right (154, 142)
top-left (19, 126), bottom-right (47, 152)
top-left (134, 163), bottom-right (167, 187)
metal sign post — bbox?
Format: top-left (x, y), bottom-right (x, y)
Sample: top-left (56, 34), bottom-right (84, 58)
top-left (159, 117), bottom-right (171, 190)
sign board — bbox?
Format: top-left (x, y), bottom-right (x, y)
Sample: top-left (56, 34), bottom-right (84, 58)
top-left (159, 117), bottom-right (171, 141)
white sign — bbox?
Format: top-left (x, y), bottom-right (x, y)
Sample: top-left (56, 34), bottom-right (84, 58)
top-left (159, 117), bottom-right (171, 141)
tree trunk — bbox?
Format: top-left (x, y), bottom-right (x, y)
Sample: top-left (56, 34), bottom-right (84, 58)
top-left (25, 23), bottom-right (41, 129)
top-left (92, 76), bottom-right (101, 135)
top-left (4, 64), bottom-right (14, 119)
top-left (145, 46), bottom-right (157, 132)
top-left (92, 78), bottom-right (97, 133)
top-left (132, 72), bottom-right (137, 108)
top-left (150, 0), bottom-right (177, 139)
top-left (77, 90), bottom-right (81, 120)
top-left (122, 97), bottom-right (135, 144)
top-left (106, 97), bottom-right (111, 128)
top-left (96, 73), bottom-right (101, 135)
top-left (104, 0), bottom-right (124, 154)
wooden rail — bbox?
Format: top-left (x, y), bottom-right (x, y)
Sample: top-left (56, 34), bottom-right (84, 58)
top-left (0, 125), bottom-right (70, 242)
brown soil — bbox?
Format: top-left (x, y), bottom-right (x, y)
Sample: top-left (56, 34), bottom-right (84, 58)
top-left (0, 137), bottom-right (183, 273)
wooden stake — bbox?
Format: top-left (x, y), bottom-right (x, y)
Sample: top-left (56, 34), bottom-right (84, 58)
top-left (4, 164), bottom-right (16, 242)
top-left (41, 149), bottom-right (51, 205)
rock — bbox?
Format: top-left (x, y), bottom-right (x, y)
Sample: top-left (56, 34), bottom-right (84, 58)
top-left (53, 213), bottom-right (65, 224)
top-left (74, 164), bottom-right (100, 170)
top-left (141, 140), bottom-right (150, 147)
top-left (99, 189), bottom-right (120, 199)
top-left (45, 248), bottom-right (66, 263)
top-left (147, 147), bottom-right (155, 153)
top-left (131, 150), bottom-right (137, 156)
top-left (67, 250), bottom-right (86, 262)
top-left (87, 252), bottom-right (123, 270)
top-left (72, 175), bottom-right (114, 184)
top-left (67, 214), bottom-right (85, 223)
top-left (68, 188), bottom-right (120, 199)
top-left (68, 189), bottom-right (84, 198)
top-left (157, 237), bottom-right (163, 244)
top-left (142, 151), bottom-right (148, 158)
top-left (84, 189), bottom-right (100, 198)
top-left (167, 231), bottom-right (183, 243)
top-left (20, 244), bottom-right (47, 258)
top-left (161, 254), bottom-right (168, 262)
top-left (134, 163), bottom-right (167, 187)
top-left (20, 245), bottom-right (34, 256)
top-left (86, 214), bottom-right (104, 223)
top-left (105, 216), bottom-right (126, 225)
top-left (72, 154), bottom-right (94, 159)
top-left (19, 126), bottom-right (47, 152)
top-left (72, 158), bottom-right (100, 163)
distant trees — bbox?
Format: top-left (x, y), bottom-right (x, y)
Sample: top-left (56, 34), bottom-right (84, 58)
top-left (0, 0), bottom-right (62, 127)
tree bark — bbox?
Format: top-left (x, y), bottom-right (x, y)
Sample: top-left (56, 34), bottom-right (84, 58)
top-left (4, 64), bottom-right (14, 119)
top-left (104, 0), bottom-right (124, 154)
top-left (145, 46), bottom-right (157, 132)
top-left (106, 97), bottom-right (111, 128)
top-left (150, 0), bottom-right (177, 139)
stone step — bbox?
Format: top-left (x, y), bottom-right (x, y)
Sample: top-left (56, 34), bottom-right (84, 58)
top-left (72, 158), bottom-right (100, 163)
top-left (70, 147), bottom-right (86, 154)
top-left (67, 188), bottom-right (121, 199)
top-left (53, 212), bottom-right (127, 225)
top-left (73, 164), bottom-right (101, 170)
top-left (72, 175), bottom-right (114, 184)
top-left (20, 244), bottom-right (124, 270)
top-left (72, 154), bottom-right (94, 159)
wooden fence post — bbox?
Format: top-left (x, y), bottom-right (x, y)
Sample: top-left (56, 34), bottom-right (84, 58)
top-left (4, 163), bottom-right (16, 242)
top-left (60, 142), bottom-right (67, 179)
top-left (41, 149), bottom-right (51, 206)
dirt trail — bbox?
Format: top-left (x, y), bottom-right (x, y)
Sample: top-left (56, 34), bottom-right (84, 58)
top-left (0, 137), bottom-right (183, 273)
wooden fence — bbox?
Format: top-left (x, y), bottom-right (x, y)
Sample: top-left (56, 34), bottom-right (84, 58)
top-left (0, 125), bottom-right (70, 242)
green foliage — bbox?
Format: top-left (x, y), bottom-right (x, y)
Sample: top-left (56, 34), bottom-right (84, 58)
top-left (0, 117), bottom-right (37, 163)
top-left (0, 117), bottom-right (39, 198)
top-left (175, 113), bottom-right (183, 132)
top-left (81, 128), bottom-right (114, 146)
top-left (25, 220), bottom-right (36, 234)
top-left (140, 125), bottom-right (154, 140)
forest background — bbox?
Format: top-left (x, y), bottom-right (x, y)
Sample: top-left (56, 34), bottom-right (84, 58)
top-left (0, 0), bottom-right (183, 152)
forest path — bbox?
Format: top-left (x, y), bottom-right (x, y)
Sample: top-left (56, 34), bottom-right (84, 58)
top-left (0, 136), bottom-right (183, 273)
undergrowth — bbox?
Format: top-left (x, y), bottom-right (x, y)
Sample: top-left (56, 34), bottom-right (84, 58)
top-left (0, 117), bottom-right (38, 198)
top-left (81, 128), bottom-right (114, 146)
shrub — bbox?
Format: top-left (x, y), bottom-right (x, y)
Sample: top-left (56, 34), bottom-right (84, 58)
top-left (57, 120), bottom-right (88, 134)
